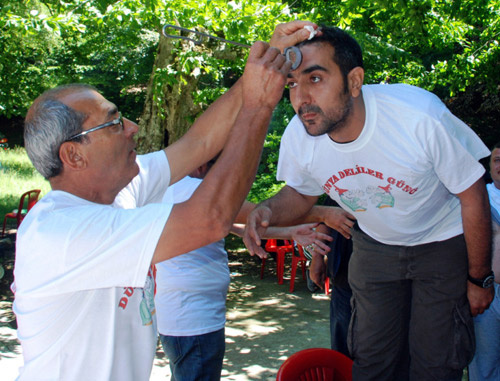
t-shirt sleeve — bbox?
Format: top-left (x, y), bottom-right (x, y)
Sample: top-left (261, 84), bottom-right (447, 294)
top-left (423, 106), bottom-right (489, 194)
top-left (15, 201), bottom-right (173, 296)
top-left (276, 116), bottom-right (325, 196)
top-left (115, 151), bottom-right (171, 208)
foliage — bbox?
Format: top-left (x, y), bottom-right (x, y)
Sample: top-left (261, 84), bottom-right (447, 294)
top-left (0, 147), bottom-right (50, 222)
top-left (284, 0), bottom-right (500, 97)
top-left (1, 0), bottom-right (498, 200)
top-left (147, 0), bottom-right (295, 143)
top-left (0, 0), bottom-right (159, 120)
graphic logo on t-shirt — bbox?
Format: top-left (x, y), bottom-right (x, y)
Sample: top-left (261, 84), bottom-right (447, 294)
top-left (323, 165), bottom-right (417, 212)
top-left (140, 274), bottom-right (156, 326)
top-left (118, 271), bottom-right (156, 327)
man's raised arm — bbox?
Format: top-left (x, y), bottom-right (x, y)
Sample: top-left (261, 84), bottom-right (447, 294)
top-left (165, 21), bottom-right (319, 185)
top-left (153, 42), bottom-right (291, 263)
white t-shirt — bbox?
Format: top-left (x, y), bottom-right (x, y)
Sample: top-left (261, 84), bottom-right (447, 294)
top-left (13, 151), bottom-right (172, 381)
top-left (277, 84), bottom-right (489, 245)
top-left (155, 176), bottom-right (230, 336)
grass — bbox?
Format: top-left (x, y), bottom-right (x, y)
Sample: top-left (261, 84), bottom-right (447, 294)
top-left (0, 147), bottom-right (51, 230)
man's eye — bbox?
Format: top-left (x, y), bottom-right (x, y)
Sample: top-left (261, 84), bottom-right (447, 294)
top-left (287, 82), bottom-right (297, 89)
top-left (311, 76), bottom-right (321, 83)
top-left (110, 122), bottom-right (122, 133)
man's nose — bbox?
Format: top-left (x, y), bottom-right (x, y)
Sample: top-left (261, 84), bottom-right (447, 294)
top-left (294, 84), bottom-right (312, 108)
top-left (123, 117), bottom-right (139, 137)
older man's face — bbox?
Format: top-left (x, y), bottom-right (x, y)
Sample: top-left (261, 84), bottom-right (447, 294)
top-left (60, 89), bottom-right (139, 197)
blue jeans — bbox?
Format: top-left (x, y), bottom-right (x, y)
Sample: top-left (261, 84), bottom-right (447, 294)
top-left (160, 328), bottom-right (225, 381)
top-left (469, 283), bottom-right (500, 381)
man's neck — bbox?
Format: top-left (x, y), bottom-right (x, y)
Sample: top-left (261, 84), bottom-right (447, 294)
top-left (50, 176), bottom-right (117, 205)
top-left (327, 94), bottom-right (365, 144)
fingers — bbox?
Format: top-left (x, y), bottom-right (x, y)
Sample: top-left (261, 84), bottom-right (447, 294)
top-left (270, 21), bottom-right (319, 52)
top-left (315, 231), bottom-right (333, 242)
top-left (310, 273), bottom-right (324, 289)
top-left (243, 226), bottom-right (262, 255)
top-left (242, 42), bottom-right (290, 110)
top-left (339, 227), bottom-right (352, 240)
top-left (243, 206), bottom-right (272, 256)
top-left (254, 247), bottom-right (268, 259)
top-left (323, 207), bottom-right (356, 239)
top-left (312, 241), bottom-right (331, 255)
top-left (309, 254), bottom-right (326, 288)
top-left (467, 284), bottom-right (494, 316)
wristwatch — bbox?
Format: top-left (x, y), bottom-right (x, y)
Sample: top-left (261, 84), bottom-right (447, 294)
top-left (467, 271), bottom-right (495, 288)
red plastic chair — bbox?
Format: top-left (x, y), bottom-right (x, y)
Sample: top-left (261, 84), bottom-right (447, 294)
top-left (261, 239), bottom-right (294, 284)
top-left (2, 189), bottom-right (41, 237)
top-left (291, 245), bottom-right (330, 294)
top-left (276, 348), bottom-right (353, 381)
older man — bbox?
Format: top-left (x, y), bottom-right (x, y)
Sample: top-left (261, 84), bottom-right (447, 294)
top-left (12, 22), bottom-right (317, 381)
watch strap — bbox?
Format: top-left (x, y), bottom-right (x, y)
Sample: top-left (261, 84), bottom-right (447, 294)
top-left (467, 271), bottom-right (494, 288)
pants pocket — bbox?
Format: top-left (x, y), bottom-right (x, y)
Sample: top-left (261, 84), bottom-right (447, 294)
top-left (448, 297), bottom-right (475, 369)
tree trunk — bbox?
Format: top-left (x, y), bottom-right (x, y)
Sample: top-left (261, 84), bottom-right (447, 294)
top-left (136, 31), bottom-right (203, 153)
top-left (136, 27), bottom-right (242, 154)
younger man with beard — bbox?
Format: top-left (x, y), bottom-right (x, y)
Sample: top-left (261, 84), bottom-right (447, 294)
top-left (244, 26), bottom-right (494, 380)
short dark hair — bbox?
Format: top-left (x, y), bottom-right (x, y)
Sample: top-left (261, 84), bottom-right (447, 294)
top-left (297, 26), bottom-right (363, 82)
top-left (492, 141), bottom-right (500, 150)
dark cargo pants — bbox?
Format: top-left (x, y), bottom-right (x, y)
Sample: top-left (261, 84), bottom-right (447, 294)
top-left (348, 226), bottom-right (475, 381)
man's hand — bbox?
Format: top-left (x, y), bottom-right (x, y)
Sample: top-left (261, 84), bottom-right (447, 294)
top-left (270, 20), bottom-right (319, 53)
top-left (241, 41), bottom-right (291, 111)
top-left (467, 283), bottom-right (494, 316)
top-left (309, 252), bottom-right (327, 289)
top-left (322, 207), bottom-right (356, 239)
top-left (290, 223), bottom-right (332, 256)
top-left (243, 205), bottom-right (272, 258)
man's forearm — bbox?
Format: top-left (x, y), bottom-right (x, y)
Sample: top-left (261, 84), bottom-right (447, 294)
top-left (459, 179), bottom-right (492, 277)
top-left (165, 79), bottom-right (243, 185)
top-left (259, 185), bottom-right (318, 226)
top-left (463, 208), bottom-right (492, 278)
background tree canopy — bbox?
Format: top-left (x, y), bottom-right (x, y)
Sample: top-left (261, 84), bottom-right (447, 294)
top-left (1, 0), bottom-right (499, 200)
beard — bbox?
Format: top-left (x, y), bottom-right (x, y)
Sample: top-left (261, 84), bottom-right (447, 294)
top-left (298, 92), bottom-right (353, 137)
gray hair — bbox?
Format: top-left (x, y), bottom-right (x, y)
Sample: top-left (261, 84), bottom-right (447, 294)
top-left (24, 84), bottom-right (95, 179)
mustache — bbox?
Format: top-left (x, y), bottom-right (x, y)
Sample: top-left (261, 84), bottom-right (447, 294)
top-left (298, 104), bottom-right (323, 117)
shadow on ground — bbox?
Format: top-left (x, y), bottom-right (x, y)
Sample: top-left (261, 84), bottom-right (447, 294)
top-left (218, 237), bottom-right (331, 380)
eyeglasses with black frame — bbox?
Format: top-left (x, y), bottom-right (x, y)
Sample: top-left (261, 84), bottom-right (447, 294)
top-left (65, 113), bottom-right (124, 142)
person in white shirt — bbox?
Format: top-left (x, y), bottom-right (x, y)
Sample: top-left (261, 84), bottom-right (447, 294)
top-left (469, 142), bottom-right (500, 381)
top-left (13, 22), bottom-right (318, 381)
top-left (153, 160), bottom-right (332, 381)
top-left (243, 25), bottom-right (494, 380)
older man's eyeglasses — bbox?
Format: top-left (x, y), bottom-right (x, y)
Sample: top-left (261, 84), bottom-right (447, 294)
top-left (66, 113), bottom-right (124, 141)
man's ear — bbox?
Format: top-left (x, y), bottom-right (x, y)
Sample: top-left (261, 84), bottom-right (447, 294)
top-left (59, 142), bottom-right (87, 171)
top-left (348, 66), bottom-right (364, 98)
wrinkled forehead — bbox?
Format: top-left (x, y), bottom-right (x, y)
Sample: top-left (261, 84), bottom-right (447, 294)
top-left (288, 42), bottom-right (336, 75)
top-left (59, 89), bottom-right (117, 125)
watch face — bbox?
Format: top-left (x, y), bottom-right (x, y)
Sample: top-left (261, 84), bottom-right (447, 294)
top-left (484, 276), bottom-right (495, 288)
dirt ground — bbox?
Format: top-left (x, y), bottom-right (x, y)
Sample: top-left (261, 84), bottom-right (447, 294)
top-left (0, 232), bottom-right (331, 380)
